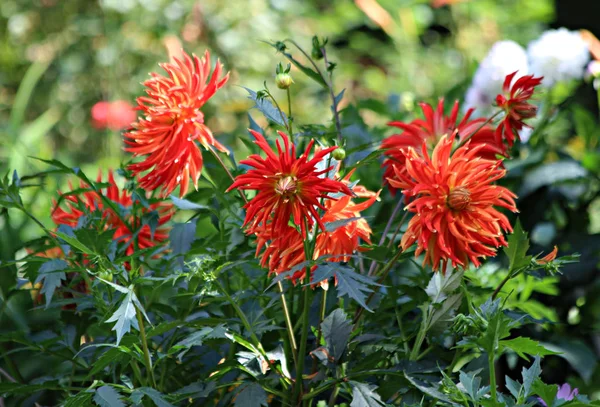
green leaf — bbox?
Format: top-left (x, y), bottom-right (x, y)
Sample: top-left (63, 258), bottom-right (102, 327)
top-left (312, 262), bottom-right (382, 312)
top-left (105, 290), bottom-right (138, 345)
top-left (54, 230), bottom-right (95, 255)
top-left (169, 221), bottom-right (197, 256)
top-left (242, 87), bottom-right (288, 127)
top-left (503, 219), bottom-right (531, 272)
top-left (404, 374), bottom-right (460, 406)
top-left (540, 339), bottom-right (598, 383)
top-left (428, 293), bottom-right (463, 335)
top-left (64, 391), bottom-right (95, 407)
top-left (88, 347), bottom-right (129, 378)
top-left (130, 387), bottom-right (174, 407)
top-left (170, 196), bottom-right (209, 211)
top-left (458, 370), bottom-right (485, 401)
top-left (532, 379), bottom-right (558, 407)
top-left (234, 383), bottom-right (268, 407)
top-left (521, 356), bottom-right (542, 398)
top-left (322, 308), bottom-right (353, 361)
top-left (324, 217), bottom-right (363, 233)
top-left (349, 381), bottom-right (385, 407)
top-left (499, 337), bottom-right (561, 361)
top-left (35, 258), bottom-right (67, 307)
top-left (0, 381), bottom-right (59, 396)
top-left (93, 385), bottom-right (125, 407)
top-left (425, 269), bottom-right (464, 304)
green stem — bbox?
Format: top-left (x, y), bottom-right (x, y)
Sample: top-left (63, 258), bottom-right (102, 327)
top-left (489, 351), bottom-right (498, 404)
top-left (311, 288), bottom-right (328, 374)
top-left (136, 307), bottom-right (157, 388)
top-left (409, 316), bottom-right (428, 361)
top-left (131, 359), bottom-right (146, 387)
top-left (278, 280), bottom-right (298, 365)
top-left (320, 47), bottom-right (343, 145)
top-left (328, 384), bottom-right (340, 407)
top-left (293, 269), bottom-right (312, 404)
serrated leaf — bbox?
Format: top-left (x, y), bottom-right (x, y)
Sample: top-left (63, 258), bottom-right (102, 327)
top-left (521, 356), bottom-right (542, 398)
top-left (243, 87), bottom-right (288, 127)
top-left (105, 291), bottom-right (138, 345)
top-left (404, 374), bottom-right (460, 406)
top-left (428, 293), bottom-right (463, 335)
top-left (54, 230), bottom-right (95, 254)
top-left (93, 385), bottom-right (125, 407)
top-left (503, 219), bottom-right (532, 272)
top-left (170, 196), bottom-right (209, 211)
top-left (88, 348), bottom-right (129, 377)
top-left (425, 269), bottom-right (464, 304)
top-left (35, 258), bottom-right (67, 307)
top-left (64, 391), bottom-right (95, 407)
top-left (499, 337), bottom-right (561, 361)
top-left (349, 381), bottom-right (385, 407)
top-left (234, 383), bottom-right (268, 407)
top-left (312, 263), bottom-right (382, 312)
top-left (532, 379), bottom-right (558, 407)
top-left (322, 309), bottom-right (353, 361)
top-left (458, 370), bottom-right (483, 401)
top-left (130, 387), bottom-right (174, 407)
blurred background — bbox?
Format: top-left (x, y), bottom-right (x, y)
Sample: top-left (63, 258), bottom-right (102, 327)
top-left (2, 0), bottom-right (600, 398)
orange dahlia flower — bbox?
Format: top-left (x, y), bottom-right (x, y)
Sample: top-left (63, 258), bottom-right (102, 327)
top-left (382, 99), bottom-right (505, 194)
top-left (389, 135), bottom-right (518, 271)
top-left (52, 171), bottom-right (173, 256)
top-left (124, 50), bottom-right (229, 197)
top-left (227, 130), bottom-right (352, 236)
top-left (313, 177), bottom-right (379, 263)
top-left (495, 71), bottom-right (543, 148)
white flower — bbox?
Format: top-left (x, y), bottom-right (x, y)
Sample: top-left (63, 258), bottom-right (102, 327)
top-left (465, 41), bottom-right (529, 115)
top-left (527, 28), bottom-right (590, 87)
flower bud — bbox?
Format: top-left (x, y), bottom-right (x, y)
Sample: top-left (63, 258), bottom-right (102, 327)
top-left (332, 147), bottom-right (346, 160)
top-left (276, 72), bottom-right (294, 89)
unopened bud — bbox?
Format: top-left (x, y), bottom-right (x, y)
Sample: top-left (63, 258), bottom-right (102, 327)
top-left (332, 147), bottom-right (346, 160)
top-left (276, 73), bottom-right (294, 89)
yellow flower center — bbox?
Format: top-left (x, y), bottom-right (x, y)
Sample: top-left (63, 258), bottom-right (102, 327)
top-left (274, 176), bottom-right (297, 200)
top-left (446, 187), bottom-right (471, 211)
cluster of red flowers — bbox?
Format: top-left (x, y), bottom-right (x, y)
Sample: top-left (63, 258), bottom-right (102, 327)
top-left (48, 45), bottom-right (546, 292)
top-left (228, 131), bottom-right (379, 282)
top-left (381, 71), bottom-right (543, 271)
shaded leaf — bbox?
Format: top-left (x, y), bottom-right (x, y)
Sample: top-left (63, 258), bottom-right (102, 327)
top-left (532, 380), bottom-right (558, 407)
top-left (349, 381), bottom-right (385, 407)
top-left (169, 221), bottom-right (197, 256)
top-left (243, 87), bottom-right (288, 127)
top-left (130, 387), bottom-right (174, 407)
top-left (234, 383), bottom-right (268, 407)
top-left (503, 219), bottom-right (531, 272)
top-left (93, 385), bottom-right (125, 407)
top-left (520, 161), bottom-right (587, 197)
top-left (35, 258), bottom-right (67, 307)
top-left (322, 308), bottom-right (353, 361)
top-left (521, 356), bottom-right (542, 398)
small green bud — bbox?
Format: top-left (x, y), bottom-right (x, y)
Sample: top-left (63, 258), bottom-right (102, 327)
top-left (276, 72), bottom-right (294, 89)
top-left (99, 270), bottom-right (112, 282)
top-left (332, 147), bottom-right (346, 160)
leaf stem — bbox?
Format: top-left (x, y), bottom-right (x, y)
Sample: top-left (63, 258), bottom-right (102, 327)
top-left (136, 306), bottom-right (157, 389)
top-left (311, 288), bottom-right (328, 374)
top-left (489, 351), bottom-right (498, 404)
top-left (278, 280), bottom-right (298, 365)
top-left (321, 47), bottom-right (343, 145)
top-left (293, 267), bottom-right (313, 404)
top-left (367, 197), bottom-right (405, 277)
top-left (208, 146), bottom-right (248, 204)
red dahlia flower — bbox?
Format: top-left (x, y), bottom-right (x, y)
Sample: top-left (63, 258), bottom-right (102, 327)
top-left (52, 171), bottom-right (173, 256)
top-left (382, 99), bottom-right (505, 194)
top-left (227, 130), bottom-right (352, 236)
top-left (495, 71), bottom-right (543, 147)
top-left (389, 135), bottom-right (518, 271)
top-left (124, 50), bottom-right (229, 197)
top-left (253, 178), bottom-right (378, 283)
